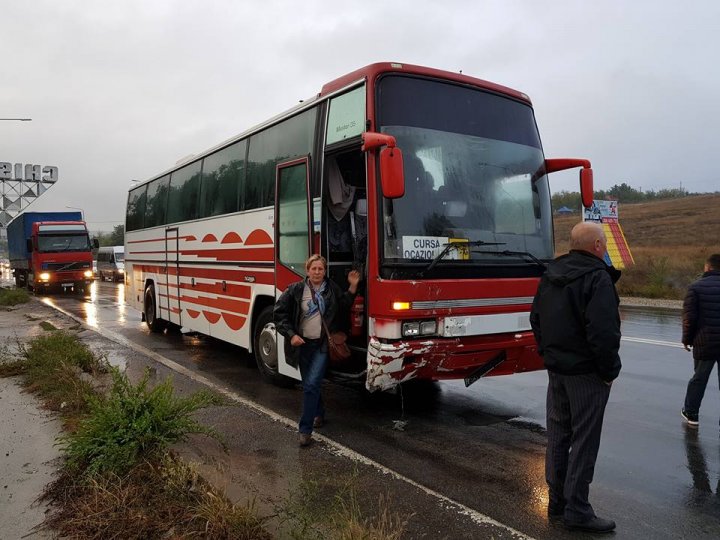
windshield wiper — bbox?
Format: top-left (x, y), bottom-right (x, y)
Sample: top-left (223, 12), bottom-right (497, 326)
top-left (472, 249), bottom-right (547, 269)
top-left (421, 240), bottom-right (506, 276)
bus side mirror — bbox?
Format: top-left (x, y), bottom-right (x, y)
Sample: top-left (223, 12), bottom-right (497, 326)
top-left (379, 147), bottom-right (405, 199)
top-left (93, 238), bottom-right (100, 249)
top-left (362, 131), bottom-right (405, 199)
top-left (26, 238), bottom-right (33, 253)
top-left (580, 168), bottom-right (594, 209)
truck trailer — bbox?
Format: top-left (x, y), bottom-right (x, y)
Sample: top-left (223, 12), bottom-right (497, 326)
top-left (8, 211), bottom-right (98, 294)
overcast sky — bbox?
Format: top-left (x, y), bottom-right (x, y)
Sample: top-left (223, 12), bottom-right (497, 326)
top-left (2, 0), bottom-right (719, 231)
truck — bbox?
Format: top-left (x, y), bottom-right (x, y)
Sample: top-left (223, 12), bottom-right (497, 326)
top-left (8, 211), bottom-right (98, 294)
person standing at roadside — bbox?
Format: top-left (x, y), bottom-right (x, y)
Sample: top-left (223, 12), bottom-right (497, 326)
top-left (274, 254), bottom-right (360, 447)
top-left (530, 221), bottom-right (622, 534)
top-left (681, 253), bottom-right (720, 427)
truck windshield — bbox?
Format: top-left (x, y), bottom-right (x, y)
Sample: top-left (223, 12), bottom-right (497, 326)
top-left (38, 234), bottom-right (92, 253)
top-left (376, 75), bottom-right (553, 274)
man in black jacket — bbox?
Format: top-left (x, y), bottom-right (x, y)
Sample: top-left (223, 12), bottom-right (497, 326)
top-left (530, 221), bottom-right (621, 534)
top-left (681, 253), bottom-right (720, 427)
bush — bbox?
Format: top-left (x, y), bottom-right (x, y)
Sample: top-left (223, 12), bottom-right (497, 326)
top-left (61, 368), bottom-right (225, 476)
top-left (16, 331), bottom-right (102, 416)
top-left (0, 287), bottom-right (30, 306)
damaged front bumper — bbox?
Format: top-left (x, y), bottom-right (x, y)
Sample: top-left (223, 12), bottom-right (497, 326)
top-left (365, 332), bottom-right (542, 392)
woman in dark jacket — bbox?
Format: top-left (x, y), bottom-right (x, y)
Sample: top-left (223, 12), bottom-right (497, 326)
top-left (274, 254), bottom-right (359, 446)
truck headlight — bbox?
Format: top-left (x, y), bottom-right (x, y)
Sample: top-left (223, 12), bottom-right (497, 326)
top-left (83, 270), bottom-right (93, 278)
top-left (39, 272), bottom-right (51, 281)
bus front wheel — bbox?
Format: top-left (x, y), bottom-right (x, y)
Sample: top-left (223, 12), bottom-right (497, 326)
top-left (253, 306), bottom-right (294, 387)
top-left (144, 284), bottom-right (166, 333)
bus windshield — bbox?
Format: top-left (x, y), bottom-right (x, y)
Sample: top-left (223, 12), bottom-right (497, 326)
top-left (377, 75), bottom-right (553, 271)
top-left (38, 233), bottom-right (92, 253)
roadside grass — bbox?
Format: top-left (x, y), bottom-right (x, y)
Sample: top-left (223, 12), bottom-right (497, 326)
top-left (0, 331), bottom-right (103, 419)
top-left (0, 287), bottom-right (30, 306)
top-left (280, 471), bottom-right (409, 540)
top-left (60, 367), bottom-right (226, 477)
top-left (43, 454), bottom-right (271, 540)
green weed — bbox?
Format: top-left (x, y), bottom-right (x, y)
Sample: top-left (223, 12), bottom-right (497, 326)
top-left (43, 454), bottom-right (271, 540)
top-left (39, 321), bottom-right (58, 331)
top-left (17, 331), bottom-right (103, 416)
top-left (0, 287), bottom-right (30, 306)
top-left (61, 367), bottom-right (225, 476)
top-left (279, 471), bottom-right (408, 540)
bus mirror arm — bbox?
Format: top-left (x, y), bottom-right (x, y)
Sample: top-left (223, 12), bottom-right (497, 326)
top-left (542, 158), bottom-right (594, 209)
top-left (361, 132), bottom-right (396, 151)
top-left (362, 132), bottom-right (405, 199)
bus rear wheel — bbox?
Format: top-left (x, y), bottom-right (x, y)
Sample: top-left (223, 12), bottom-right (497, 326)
top-left (144, 284), bottom-right (166, 333)
top-left (253, 306), bottom-right (294, 387)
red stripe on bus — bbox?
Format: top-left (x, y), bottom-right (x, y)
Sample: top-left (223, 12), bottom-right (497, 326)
top-left (134, 265), bottom-right (273, 285)
top-left (180, 294), bottom-right (250, 315)
top-left (187, 309), bottom-right (200, 319)
top-left (127, 236), bottom-right (195, 244)
top-left (175, 281), bottom-right (252, 299)
top-left (245, 229), bottom-right (273, 246)
top-left (203, 311), bottom-right (221, 324)
top-left (221, 232), bottom-right (243, 244)
top-left (222, 313), bottom-right (246, 330)
top-left (178, 247), bottom-right (274, 261)
top-left (161, 291), bottom-right (250, 317)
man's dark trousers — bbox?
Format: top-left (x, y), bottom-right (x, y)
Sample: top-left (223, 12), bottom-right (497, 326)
top-left (546, 372), bottom-right (611, 521)
top-left (684, 356), bottom-right (720, 417)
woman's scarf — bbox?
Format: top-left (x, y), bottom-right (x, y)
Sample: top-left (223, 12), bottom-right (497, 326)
top-left (305, 278), bottom-right (327, 317)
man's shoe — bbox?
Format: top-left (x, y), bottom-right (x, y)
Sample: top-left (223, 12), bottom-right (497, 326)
top-left (313, 416), bottom-right (324, 429)
top-left (564, 516), bottom-right (616, 533)
top-left (682, 409), bottom-right (699, 427)
top-left (298, 433), bottom-right (312, 447)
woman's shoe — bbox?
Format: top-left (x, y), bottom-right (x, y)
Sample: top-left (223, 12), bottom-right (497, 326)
top-left (299, 433), bottom-right (312, 447)
top-left (313, 416), bottom-right (324, 428)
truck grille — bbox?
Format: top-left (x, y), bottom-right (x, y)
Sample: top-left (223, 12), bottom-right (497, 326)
top-left (42, 262), bottom-right (91, 271)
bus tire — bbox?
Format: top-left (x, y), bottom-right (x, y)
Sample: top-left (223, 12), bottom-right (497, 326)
top-left (253, 306), bottom-right (295, 387)
top-left (144, 284), bottom-right (166, 333)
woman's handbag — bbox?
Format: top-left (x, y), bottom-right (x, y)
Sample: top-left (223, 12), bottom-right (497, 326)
top-left (326, 329), bottom-right (351, 363)
top-left (310, 285), bottom-right (352, 363)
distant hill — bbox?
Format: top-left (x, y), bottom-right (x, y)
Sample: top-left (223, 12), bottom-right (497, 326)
top-left (552, 194), bottom-right (720, 298)
top-left (553, 193), bottom-right (720, 250)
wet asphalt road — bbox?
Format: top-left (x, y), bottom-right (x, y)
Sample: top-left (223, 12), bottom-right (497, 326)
top-left (24, 278), bottom-right (720, 538)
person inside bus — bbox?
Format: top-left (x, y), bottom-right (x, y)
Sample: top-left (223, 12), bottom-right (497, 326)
top-left (274, 254), bottom-right (360, 447)
top-left (392, 154), bottom-right (437, 237)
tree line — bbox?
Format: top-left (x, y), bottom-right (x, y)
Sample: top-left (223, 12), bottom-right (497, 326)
top-left (552, 183), bottom-right (693, 211)
top-left (94, 224), bottom-right (124, 247)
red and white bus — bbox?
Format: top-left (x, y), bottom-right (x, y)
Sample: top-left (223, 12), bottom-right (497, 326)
top-left (125, 62), bottom-right (593, 391)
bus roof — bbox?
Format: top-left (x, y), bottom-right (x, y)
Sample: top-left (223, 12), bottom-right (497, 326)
top-left (320, 62), bottom-right (532, 104)
top-left (129, 62), bottom-right (532, 191)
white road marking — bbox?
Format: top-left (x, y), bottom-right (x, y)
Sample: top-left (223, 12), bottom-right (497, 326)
top-left (622, 336), bottom-right (684, 348)
top-left (43, 298), bottom-right (534, 540)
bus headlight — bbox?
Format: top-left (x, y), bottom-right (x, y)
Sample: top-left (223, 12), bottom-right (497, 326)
top-left (402, 320), bottom-right (437, 338)
top-left (39, 272), bottom-right (51, 281)
top-left (83, 270), bottom-right (93, 278)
